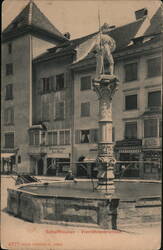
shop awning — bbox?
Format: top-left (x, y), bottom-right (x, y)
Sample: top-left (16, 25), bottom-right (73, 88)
top-left (84, 150), bottom-right (97, 163)
top-left (1, 153), bottom-right (15, 158)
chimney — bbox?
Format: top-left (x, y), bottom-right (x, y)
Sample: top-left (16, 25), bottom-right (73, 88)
top-left (135, 8), bottom-right (148, 20)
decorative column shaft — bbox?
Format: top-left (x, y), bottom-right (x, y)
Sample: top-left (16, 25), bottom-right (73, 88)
top-left (93, 75), bottom-right (119, 197)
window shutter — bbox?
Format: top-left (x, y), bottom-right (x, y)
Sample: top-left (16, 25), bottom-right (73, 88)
top-left (38, 79), bottom-right (43, 94)
top-left (75, 130), bottom-right (80, 144)
top-left (50, 76), bottom-right (55, 91)
top-left (90, 129), bottom-right (98, 143)
top-left (64, 70), bottom-right (71, 88)
top-left (55, 102), bottom-right (60, 119)
top-left (11, 108), bottom-right (14, 124)
top-left (60, 102), bottom-right (64, 119)
top-left (4, 109), bottom-right (7, 124)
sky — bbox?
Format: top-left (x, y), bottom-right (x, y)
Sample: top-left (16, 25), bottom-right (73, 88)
top-left (2, 0), bottom-right (162, 39)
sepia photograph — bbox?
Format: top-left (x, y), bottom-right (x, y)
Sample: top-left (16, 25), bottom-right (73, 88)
top-left (1, 0), bottom-right (162, 249)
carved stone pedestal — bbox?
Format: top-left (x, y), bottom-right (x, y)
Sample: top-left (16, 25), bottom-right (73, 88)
top-left (93, 74), bottom-right (119, 198)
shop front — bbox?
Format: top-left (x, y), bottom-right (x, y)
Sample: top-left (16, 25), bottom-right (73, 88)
top-left (47, 146), bottom-right (71, 176)
top-left (142, 138), bottom-right (162, 179)
top-left (1, 149), bottom-right (18, 174)
top-left (115, 139), bottom-right (143, 178)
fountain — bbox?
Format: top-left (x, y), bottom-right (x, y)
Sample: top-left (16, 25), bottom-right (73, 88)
top-left (7, 24), bottom-right (161, 229)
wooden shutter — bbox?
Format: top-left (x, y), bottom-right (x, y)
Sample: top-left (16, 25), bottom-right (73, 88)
top-left (49, 76), bottom-right (55, 91)
top-left (90, 129), bottom-right (98, 143)
top-left (60, 102), bottom-right (64, 119)
top-left (75, 130), bottom-right (80, 144)
top-left (64, 70), bottom-right (71, 88)
top-left (4, 109), bottom-right (7, 124)
top-left (38, 79), bottom-right (43, 94)
top-left (11, 108), bottom-right (14, 124)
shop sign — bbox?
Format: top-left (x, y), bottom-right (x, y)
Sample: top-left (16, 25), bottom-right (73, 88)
top-left (116, 139), bottom-right (142, 147)
top-left (47, 147), bottom-right (71, 158)
top-left (143, 138), bottom-right (160, 147)
top-left (49, 147), bottom-right (70, 154)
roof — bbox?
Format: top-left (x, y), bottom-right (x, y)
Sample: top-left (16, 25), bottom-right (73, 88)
top-left (144, 6), bottom-right (163, 36)
top-left (2, 1), bottom-right (67, 43)
top-left (33, 6), bottom-right (162, 64)
top-left (33, 17), bottom-right (146, 63)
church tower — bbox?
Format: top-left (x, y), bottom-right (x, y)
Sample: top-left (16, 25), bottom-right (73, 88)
top-left (1, 1), bottom-right (67, 173)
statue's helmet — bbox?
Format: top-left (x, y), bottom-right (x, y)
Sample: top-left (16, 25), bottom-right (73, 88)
top-left (100, 23), bottom-right (110, 33)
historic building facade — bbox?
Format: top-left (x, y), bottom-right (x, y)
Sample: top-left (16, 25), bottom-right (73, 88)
top-left (1, 2), bottom-right (67, 174)
top-left (1, 2), bottom-right (162, 178)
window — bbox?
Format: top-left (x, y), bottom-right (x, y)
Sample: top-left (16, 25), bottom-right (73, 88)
top-left (125, 122), bottom-right (137, 139)
top-left (59, 131), bottom-right (64, 145)
top-left (8, 43), bottom-right (12, 54)
top-left (125, 94), bottom-right (137, 110)
top-left (29, 131), bottom-right (40, 145)
top-left (48, 131), bottom-right (58, 146)
top-left (148, 91), bottom-right (161, 108)
top-left (39, 77), bottom-right (54, 94)
top-left (48, 130), bottom-right (70, 145)
top-left (147, 57), bottom-right (161, 78)
top-left (5, 133), bottom-right (14, 148)
top-left (81, 102), bottom-right (90, 117)
top-left (56, 74), bottom-right (64, 91)
top-left (6, 63), bottom-right (13, 75)
top-left (29, 130), bottom-right (45, 146)
top-left (4, 107), bottom-right (14, 125)
top-left (124, 62), bottom-right (137, 82)
top-left (81, 130), bottom-right (90, 143)
top-left (144, 119), bottom-right (157, 138)
top-left (65, 130), bottom-right (70, 145)
top-left (55, 102), bottom-right (64, 120)
top-left (80, 76), bottom-right (91, 90)
top-left (59, 130), bottom-right (70, 145)
top-left (5, 84), bottom-right (13, 100)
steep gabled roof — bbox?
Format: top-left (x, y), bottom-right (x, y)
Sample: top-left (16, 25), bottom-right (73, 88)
top-left (2, 1), bottom-right (67, 43)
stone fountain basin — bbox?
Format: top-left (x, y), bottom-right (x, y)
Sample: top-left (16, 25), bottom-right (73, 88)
top-left (7, 181), bottom-right (161, 228)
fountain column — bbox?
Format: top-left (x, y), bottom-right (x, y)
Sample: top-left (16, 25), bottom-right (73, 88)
top-left (93, 74), bottom-right (119, 197)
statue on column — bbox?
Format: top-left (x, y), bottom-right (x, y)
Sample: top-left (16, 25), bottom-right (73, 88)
top-left (74, 23), bottom-right (116, 81)
top-left (93, 23), bottom-right (116, 79)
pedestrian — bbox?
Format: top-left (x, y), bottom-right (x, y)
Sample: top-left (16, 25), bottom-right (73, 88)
top-left (121, 165), bottom-right (126, 178)
top-left (65, 170), bottom-right (77, 183)
top-left (106, 199), bottom-right (119, 230)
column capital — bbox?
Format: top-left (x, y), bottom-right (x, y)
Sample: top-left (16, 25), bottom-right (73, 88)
top-left (93, 74), bottom-right (119, 100)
